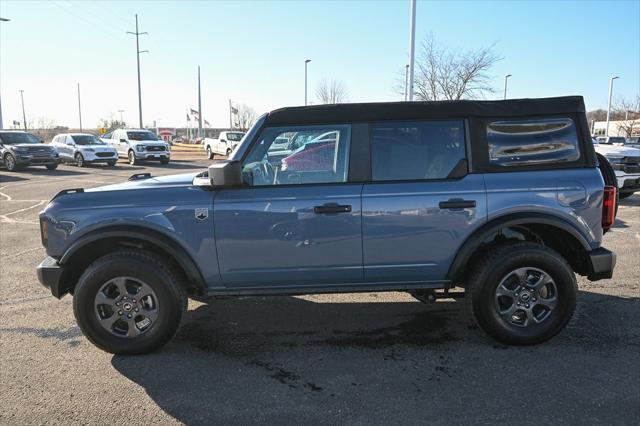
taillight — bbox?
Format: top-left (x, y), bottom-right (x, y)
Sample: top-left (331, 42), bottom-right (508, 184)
top-left (40, 216), bottom-right (48, 247)
top-left (602, 185), bottom-right (617, 232)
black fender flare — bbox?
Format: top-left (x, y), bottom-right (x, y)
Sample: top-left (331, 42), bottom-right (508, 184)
top-left (60, 225), bottom-right (206, 293)
top-left (446, 212), bottom-right (592, 283)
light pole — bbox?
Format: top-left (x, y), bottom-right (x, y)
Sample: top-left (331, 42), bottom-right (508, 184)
top-left (19, 90), bottom-right (26, 131)
top-left (0, 17), bottom-right (10, 129)
top-left (197, 65), bottom-right (202, 139)
top-left (77, 83), bottom-right (82, 131)
top-left (118, 109), bottom-right (125, 124)
top-left (503, 74), bottom-right (512, 100)
top-left (606, 76), bottom-right (619, 137)
top-left (404, 64), bottom-right (409, 101)
top-left (408, 0), bottom-right (416, 101)
top-left (127, 14), bottom-right (148, 128)
top-left (304, 59), bottom-right (311, 106)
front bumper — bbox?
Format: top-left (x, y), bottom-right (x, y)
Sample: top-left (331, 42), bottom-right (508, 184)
top-left (615, 172), bottom-right (640, 193)
top-left (134, 151), bottom-right (170, 160)
top-left (36, 256), bottom-right (68, 298)
top-left (15, 155), bottom-right (60, 166)
top-left (83, 151), bottom-right (118, 163)
top-left (586, 247), bottom-right (616, 281)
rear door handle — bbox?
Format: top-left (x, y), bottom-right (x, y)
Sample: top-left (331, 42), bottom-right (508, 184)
top-left (314, 203), bottom-right (352, 214)
top-left (439, 199), bottom-right (476, 210)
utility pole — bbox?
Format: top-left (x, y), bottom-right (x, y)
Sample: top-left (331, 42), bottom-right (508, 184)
top-left (127, 14), bottom-right (148, 128)
top-left (404, 64), bottom-right (409, 101)
top-left (408, 0), bottom-right (416, 101)
top-left (19, 90), bottom-right (26, 131)
top-left (118, 109), bottom-right (125, 124)
top-left (0, 18), bottom-right (9, 129)
top-left (606, 76), bottom-right (619, 137)
top-left (503, 74), bottom-right (512, 100)
top-left (197, 65), bottom-right (202, 139)
top-left (77, 83), bottom-right (83, 131)
top-left (229, 99), bottom-right (233, 129)
top-left (304, 59), bottom-right (311, 106)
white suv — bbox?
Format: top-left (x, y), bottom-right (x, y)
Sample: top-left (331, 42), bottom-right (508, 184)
top-left (102, 129), bottom-right (171, 165)
top-left (593, 138), bottom-right (640, 199)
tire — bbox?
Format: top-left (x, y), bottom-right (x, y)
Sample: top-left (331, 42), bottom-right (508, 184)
top-left (46, 164), bottom-right (58, 170)
top-left (75, 153), bottom-right (85, 167)
top-left (107, 161), bottom-right (117, 167)
top-left (466, 242), bottom-right (577, 346)
top-left (128, 150), bottom-right (137, 165)
top-left (596, 152), bottom-right (619, 219)
top-left (73, 249), bottom-right (187, 355)
top-left (226, 148), bottom-right (232, 157)
top-left (619, 192), bottom-right (634, 200)
top-left (4, 153), bottom-right (18, 171)
top-left (160, 159), bottom-right (170, 165)
top-left (206, 146), bottom-right (213, 160)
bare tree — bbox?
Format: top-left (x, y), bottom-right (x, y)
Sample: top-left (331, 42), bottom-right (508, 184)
top-left (316, 78), bottom-right (348, 104)
top-left (406, 34), bottom-right (501, 101)
top-left (613, 95), bottom-right (640, 138)
top-left (234, 104), bottom-right (257, 131)
top-left (98, 115), bottom-right (126, 132)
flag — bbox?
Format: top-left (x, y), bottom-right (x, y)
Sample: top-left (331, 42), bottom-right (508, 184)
top-left (230, 105), bottom-right (238, 115)
top-left (204, 120), bottom-right (210, 126)
top-left (186, 113), bottom-right (190, 121)
top-left (190, 108), bottom-right (200, 119)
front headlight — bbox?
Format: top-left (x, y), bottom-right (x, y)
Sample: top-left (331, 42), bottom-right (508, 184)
top-left (605, 156), bottom-right (624, 164)
top-left (136, 145), bottom-right (145, 152)
top-left (12, 147), bottom-right (28, 154)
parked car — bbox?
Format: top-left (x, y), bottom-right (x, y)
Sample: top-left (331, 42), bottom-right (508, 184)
top-left (203, 131), bottom-right (245, 159)
top-left (596, 136), bottom-right (627, 145)
top-left (593, 138), bottom-right (640, 199)
top-left (101, 129), bottom-right (171, 165)
top-left (624, 137), bottom-right (639, 147)
top-left (0, 130), bottom-right (60, 171)
top-left (37, 96), bottom-right (617, 354)
top-left (51, 133), bottom-right (118, 167)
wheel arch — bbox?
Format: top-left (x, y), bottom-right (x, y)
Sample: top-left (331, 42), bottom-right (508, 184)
top-left (447, 212), bottom-right (593, 284)
top-left (59, 225), bottom-right (207, 298)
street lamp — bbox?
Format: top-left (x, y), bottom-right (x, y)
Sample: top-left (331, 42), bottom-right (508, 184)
top-left (404, 64), bottom-right (410, 101)
top-left (503, 74), bottom-right (512, 100)
top-left (0, 17), bottom-right (10, 129)
top-left (19, 90), bottom-right (27, 131)
top-left (304, 59), bottom-right (311, 106)
top-left (118, 109), bottom-right (125, 124)
top-left (606, 76), bottom-right (619, 137)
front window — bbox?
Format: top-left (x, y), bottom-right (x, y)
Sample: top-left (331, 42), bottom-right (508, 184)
top-left (127, 131), bottom-right (159, 141)
top-left (72, 135), bottom-right (105, 145)
top-left (0, 132), bottom-right (40, 145)
top-left (226, 132), bottom-right (245, 142)
top-left (243, 124), bottom-right (351, 186)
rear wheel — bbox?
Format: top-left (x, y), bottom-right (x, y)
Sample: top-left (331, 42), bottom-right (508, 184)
top-left (597, 152), bottom-right (619, 219)
top-left (73, 250), bottom-right (187, 355)
top-left (226, 148), bottom-right (232, 157)
top-left (206, 146), bottom-right (213, 159)
top-left (128, 150), bottom-right (137, 165)
top-left (466, 242), bottom-right (577, 345)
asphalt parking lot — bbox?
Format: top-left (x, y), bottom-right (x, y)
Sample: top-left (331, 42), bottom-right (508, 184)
top-left (1, 159), bottom-right (639, 425)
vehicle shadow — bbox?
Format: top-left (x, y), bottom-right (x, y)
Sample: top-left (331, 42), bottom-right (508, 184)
top-left (3, 168), bottom-right (87, 177)
top-left (111, 290), bottom-right (639, 424)
top-left (0, 174), bottom-right (29, 183)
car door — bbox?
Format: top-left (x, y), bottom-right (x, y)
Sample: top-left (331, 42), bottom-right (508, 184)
top-left (361, 120), bottom-right (487, 283)
top-left (214, 123), bottom-right (363, 288)
top-left (56, 135), bottom-right (72, 160)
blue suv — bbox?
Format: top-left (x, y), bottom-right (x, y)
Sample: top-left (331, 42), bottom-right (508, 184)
top-left (36, 96), bottom-right (617, 354)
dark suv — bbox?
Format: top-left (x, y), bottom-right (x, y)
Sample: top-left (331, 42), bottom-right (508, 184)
top-left (0, 131), bottom-right (60, 171)
top-left (36, 96), bottom-right (617, 354)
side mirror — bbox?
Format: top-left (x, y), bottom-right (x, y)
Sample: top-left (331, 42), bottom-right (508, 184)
top-left (120, 139), bottom-right (127, 143)
top-left (208, 160), bottom-right (243, 188)
top-left (40, 140), bottom-right (45, 144)
top-left (220, 139), bottom-right (226, 143)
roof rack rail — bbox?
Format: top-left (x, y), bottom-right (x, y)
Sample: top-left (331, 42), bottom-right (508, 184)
top-left (51, 188), bottom-right (84, 201)
top-left (128, 173), bottom-right (152, 181)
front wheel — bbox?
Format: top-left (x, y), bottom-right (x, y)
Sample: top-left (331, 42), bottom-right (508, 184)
top-left (4, 154), bottom-right (18, 171)
top-left (75, 153), bottom-right (85, 167)
top-left (206, 146), bottom-right (213, 160)
top-left (128, 150), bottom-right (137, 165)
top-left (466, 242), bottom-right (577, 345)
top-left (107, 161), bottom-right (117, 167)
top-left (160, 159), bottom-right (170, 165)
top-left (73, 250), bottom-right (187, 355)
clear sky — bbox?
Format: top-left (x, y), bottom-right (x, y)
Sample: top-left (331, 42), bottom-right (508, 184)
top-left (1, 0), bottom-right (639, 129)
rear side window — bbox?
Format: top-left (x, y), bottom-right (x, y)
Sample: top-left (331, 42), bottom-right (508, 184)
top-left (370, 120), bottom-right (466, 181)
top-left (487, 118), bottom-right (580, 166)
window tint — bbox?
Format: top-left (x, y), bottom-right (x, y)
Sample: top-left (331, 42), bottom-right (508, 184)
top-left (243, 125), bottom-right (351, 186)
top-left (371, 120), bottom-right (466, 181)
top-left (487, 118), bottom-right (580, 166)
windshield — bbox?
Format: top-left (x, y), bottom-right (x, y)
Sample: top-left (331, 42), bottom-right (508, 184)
top-left (0, 132), bottom-right (40, 145)
top-left (72, 135), bottom-right (105, 145)
top-left (608, 137), bottom-right (626, 144)
top-left (226, 132), bottom-right (245, 142)
top-left (127, 131), bottom-right (159, 141)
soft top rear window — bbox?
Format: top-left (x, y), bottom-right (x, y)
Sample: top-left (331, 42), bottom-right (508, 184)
top-left (487, 117), bottom-right (580, 166)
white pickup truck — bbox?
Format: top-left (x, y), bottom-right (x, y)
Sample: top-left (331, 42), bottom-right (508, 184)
top-left (593, 138), bottom-right (640, 199)
top-left (204, 131), bottom-right (246, 159)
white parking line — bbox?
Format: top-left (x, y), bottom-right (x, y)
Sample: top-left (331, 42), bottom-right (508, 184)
top-left (0, 200), bottom-right (47, 223)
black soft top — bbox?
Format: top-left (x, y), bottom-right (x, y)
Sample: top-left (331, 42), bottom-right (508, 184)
top-left (265, 96), bottom-right (586, 125)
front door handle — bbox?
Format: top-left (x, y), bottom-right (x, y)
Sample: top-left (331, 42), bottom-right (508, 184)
top-left (314, 203), bottom-right (352, 214)
top-left (439, 199), bottom-right (476, 210)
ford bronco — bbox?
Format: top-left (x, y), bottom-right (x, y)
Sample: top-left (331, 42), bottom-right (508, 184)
top-left (37, 96), bottom-right (617, 354)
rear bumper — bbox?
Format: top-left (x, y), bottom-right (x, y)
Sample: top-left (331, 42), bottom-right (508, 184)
top-left (586, 247), bottom-right (616, 281)
top-left (36, 256), bottom-right (67, 298)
